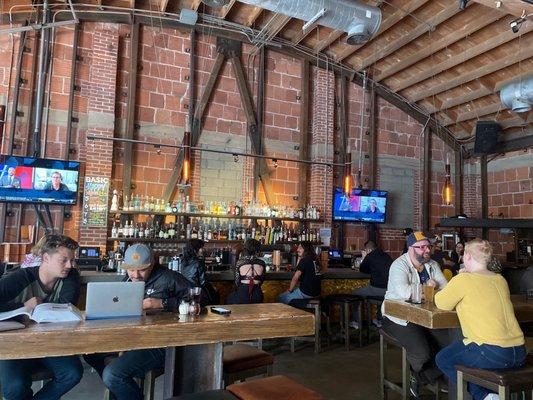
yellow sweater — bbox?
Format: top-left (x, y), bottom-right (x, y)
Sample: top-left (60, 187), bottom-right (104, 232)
top-left (434, 272), bottom-right (524, 347)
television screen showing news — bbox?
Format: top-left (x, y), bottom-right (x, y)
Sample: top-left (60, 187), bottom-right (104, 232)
top-left (0, 155), bottom-right (80, 205)
top-left (332, 187), bottom-right (388, 223)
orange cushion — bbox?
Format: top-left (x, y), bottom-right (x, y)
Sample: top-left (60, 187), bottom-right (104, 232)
top-left (227, 375), bottom-right (323, 400)
top-left (223, 344), bottom-right (274, 374)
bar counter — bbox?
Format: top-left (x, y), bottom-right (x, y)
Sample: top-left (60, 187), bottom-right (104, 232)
top-left (79, 268), bottom-right (370, 305)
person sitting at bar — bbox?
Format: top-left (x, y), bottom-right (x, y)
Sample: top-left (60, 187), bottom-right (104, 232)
top-left (179, 238), bottom-right (218, 304)
top-left (83, 243), bottom-right (191, 400)
top-left (350, 240), bottom-right (392, 328)
top-left (450, 241), bottom-right (465, 271)
top-left (227, 239), bottom-right (265, 304)
top-left (0, 234), bottom-right (83, 400)
top-left (278, 241), bottom-right (322, 304)
top-left (430, 238), bottom-right (455, 278)
top-left (381, 231), bottom-right (450, 398)
top-left (435, 239), bottom-right (526, 400)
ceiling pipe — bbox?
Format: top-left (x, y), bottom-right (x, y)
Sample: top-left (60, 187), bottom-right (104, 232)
top-left (232, 0), bottom-right (381, 45)
top-left (500, 75), bottom-right (533, 113)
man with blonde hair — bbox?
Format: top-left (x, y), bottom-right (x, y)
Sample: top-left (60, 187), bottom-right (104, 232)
top-left (436, 239), bottom-right (526, 400)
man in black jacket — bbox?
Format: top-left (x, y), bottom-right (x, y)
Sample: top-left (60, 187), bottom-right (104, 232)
top-left (84, 243), bottom-right (191, 400)
top-left (351, 240), bottom-right (392, 328)
top-left (0, 234), bottom-right (83, 400)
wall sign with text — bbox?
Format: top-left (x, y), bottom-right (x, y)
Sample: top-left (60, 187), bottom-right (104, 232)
top-left (82, 176), bottom-right (110, 227)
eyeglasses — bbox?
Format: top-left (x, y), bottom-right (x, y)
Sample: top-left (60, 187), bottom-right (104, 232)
top-left (411, 244), bottom-right (432, 250)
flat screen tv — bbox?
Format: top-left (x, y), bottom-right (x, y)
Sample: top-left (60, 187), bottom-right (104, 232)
top-left (0, 155), bottom-right (80, 205)
top-left (332, 187), bottom-right (388, 223)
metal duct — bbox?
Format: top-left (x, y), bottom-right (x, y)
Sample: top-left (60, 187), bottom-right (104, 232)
top-left (500, 75), bottom-right (533, 113)
top-left (236, 0), bottom-right (381, 45)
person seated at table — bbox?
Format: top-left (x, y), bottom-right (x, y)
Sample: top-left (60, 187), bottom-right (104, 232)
top-left (450, 241), bottom-right (465, 272)
top-left (350, 240), bottom-right (392, 329)
top-left (430, 238), bottom-right (455, 278)
top-left (278, 241), bottom-right (322, 304)
top-left (0, 234), bottom-right (83, 400)
top-left (381, 231), bottom-right (450, 398)
top-left (83, 243), bottom-right (191, 400)
top-left (227, 239), bottom-right (266, 304)
top-left (435, 239), bottom-right (526, 400)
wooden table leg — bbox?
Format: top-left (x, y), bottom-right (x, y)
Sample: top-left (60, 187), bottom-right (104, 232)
top-left (163, 343), bottom-right (223, 397)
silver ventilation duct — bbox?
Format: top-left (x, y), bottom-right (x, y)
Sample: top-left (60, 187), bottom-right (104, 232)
top-left (235, 0), bottom-right (381, 45)
top-left (500, 75), bottom-right (533, 113)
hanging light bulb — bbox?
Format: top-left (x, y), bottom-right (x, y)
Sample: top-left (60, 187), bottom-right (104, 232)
top-left (181, 130), bottom-right (191, 186)
top-left (343, 153), bottom-right (353, 197)
top-left (442, 153), bottom-right (453, 206)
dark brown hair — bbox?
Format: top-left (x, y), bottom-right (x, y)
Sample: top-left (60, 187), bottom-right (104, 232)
top-left (40, 234), bottom-right (79, 255)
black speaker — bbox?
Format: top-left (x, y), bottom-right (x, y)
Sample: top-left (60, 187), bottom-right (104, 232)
top-left (474, 121), bottom-right (500, 154)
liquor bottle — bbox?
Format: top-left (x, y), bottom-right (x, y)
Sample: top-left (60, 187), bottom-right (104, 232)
top-left (111, 222), bottom-right (118, 238)
top-left (168, 223), bottom-right (176, 239)
top-left (133, 223), bottom-right (139, 238)
top-left (172, 202), bottom-right (178, 213)
top-left (163, 224), bottom-right (169, 239)
top-left (117, 223), bottom-right (124, 238)
top-left (186, 223), bottom-right (191, 239)
top-left (128, 221), bottom-right (135, 238)
top-left (138, 223), bottom-right (145, 239)
top-left (123, 195), bottom-right (129, 211)
top-left (143, 196), bottom-right (150, 211)
top-left (144, 223), bottom-right (150, 239)
top-left (149, 196), bottom-right (155, 212)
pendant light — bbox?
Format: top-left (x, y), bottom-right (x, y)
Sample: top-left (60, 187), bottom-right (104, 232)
top-left (181, 130), bottom-right (191, 186)
top-left (343, 152), bottom-right (353, 197)
top-left (442, 153), bottom-right (453, 206)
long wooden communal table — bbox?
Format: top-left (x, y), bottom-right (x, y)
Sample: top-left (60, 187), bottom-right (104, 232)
top-left (0, 303), bottom-right (314, 397)
top-left (383, 295), bottom-right (533, 329)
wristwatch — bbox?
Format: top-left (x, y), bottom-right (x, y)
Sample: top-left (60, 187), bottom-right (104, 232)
top-left (162, 298), bottom-right (169, 310)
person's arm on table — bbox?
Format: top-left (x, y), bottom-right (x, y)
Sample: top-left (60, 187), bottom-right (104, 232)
top-left (287, 270), bottom-right (302, 293)
top-left (434, 274), bottom-right (465, 310)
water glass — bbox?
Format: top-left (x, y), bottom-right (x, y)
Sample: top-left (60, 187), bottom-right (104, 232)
top-left (411, 283), bottom-right (422, 304)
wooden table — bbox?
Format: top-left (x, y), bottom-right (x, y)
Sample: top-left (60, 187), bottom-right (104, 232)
top-left (0, 303), bottom-right (314, 397)
top-left (383, 295), bottom-right (533, 329)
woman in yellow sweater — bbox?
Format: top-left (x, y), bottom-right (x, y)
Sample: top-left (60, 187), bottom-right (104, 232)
top-left (434, 239), bottom-right (526, 400)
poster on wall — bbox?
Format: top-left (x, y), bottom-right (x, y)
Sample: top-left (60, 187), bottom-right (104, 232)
top-left (82, 176), bottom-right (110, 227)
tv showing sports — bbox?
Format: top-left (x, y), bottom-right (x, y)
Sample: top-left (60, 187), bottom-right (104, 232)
top-left (332, 187), bottom-right (388, 223)
top-left (0, 155), bottom-right (80, 205)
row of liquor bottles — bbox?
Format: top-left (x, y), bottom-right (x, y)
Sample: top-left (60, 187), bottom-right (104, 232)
top-left (110, 218), bottom-right (322, 244)
top-left (114, 193), bottom-right (322, 220)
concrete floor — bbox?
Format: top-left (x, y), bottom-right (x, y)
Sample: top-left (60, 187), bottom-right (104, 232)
top-left (56, 338), bottom-right (417, 400)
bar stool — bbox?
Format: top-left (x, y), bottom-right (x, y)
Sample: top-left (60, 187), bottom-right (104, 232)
top-left (324, 294), bottom-right (363, 349)
top-left (227, 375), bottom-right (324, 400)
top-left (289, 298), bottom-right (322, 354)
top-left (457, 354), bottom-right (533, 400)
top-left (364, 295), bottom-right (384, 342)
top-left (379, 329), bottom-right (409, 400)
top-left (165, 390), bottom-right (239, 400)
top-left (223, 344), bottom-right (274, 386)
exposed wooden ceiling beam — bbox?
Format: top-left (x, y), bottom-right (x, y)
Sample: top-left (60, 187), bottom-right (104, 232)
top-left (444, 101), bottom-right (503, 126)
top-left (336, 0), bottom-right (431, 62)
top-left (352, 2), bottom-right (462, 71)
top-left (391, 21), bottom-right (533, 92)
top-left (439, 87), bottom-right (492, 111)
top-left (291, 22), bottom-right (319, 45)
top-left (245, 6), bottom-right (263, 27)
top-left (261, 13), bottom-right (291, 39)
top-left (218, 0), bottom-right (236, 19)
top-left (314, 30), bottom-right (345, 53)
top-left (408, 45), bottom-right (533, 102)
top-left (471, 0), bottom-right (533, 17)
top-left (374, 8), bottom-right (501, 82)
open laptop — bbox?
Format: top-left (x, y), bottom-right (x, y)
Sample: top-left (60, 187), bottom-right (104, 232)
top-left (85, 282), bottom-right (145, 320)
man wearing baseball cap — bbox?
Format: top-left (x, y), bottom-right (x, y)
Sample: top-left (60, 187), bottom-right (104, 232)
top-left (84, 243), bottom-right (191, 400)
top-left (381, 231), bottom-right (452, 398)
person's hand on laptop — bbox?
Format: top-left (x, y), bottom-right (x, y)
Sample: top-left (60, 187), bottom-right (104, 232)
top-left (24, 296), bottom-right (43, 311)
top-left (143, 298), bottom-right (163, 310)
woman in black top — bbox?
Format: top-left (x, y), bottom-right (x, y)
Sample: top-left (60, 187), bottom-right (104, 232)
top-left (278, 241), bottom-right (321, 304)
top-left (227, 239), bottom-right (265, 304)
top-left (180, 239), bottom-right (219, 305)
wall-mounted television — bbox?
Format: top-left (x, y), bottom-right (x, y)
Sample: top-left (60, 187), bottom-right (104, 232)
top-left (332, 187), bottom-right (388, 223)
top-left (0, 155), bottom-right (80, 205)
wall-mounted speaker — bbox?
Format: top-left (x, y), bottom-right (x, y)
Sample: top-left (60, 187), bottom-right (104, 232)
top-left (474, 121), bottom-right (500, 154)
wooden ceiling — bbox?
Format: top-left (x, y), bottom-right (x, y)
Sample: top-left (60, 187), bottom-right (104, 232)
top-left (2, 0), bottom-right (533, 144)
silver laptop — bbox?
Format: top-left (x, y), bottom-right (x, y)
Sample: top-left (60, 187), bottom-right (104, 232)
top-left (85, 282), bottom-right (145, 319)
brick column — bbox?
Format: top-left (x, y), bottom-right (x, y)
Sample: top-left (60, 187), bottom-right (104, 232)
top-left (79, 23), bottom-right (119, 248)
top-left (309, 67), bottom-right (334, 224)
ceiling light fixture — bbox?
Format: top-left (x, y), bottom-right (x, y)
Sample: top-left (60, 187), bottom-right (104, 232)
top-left (442, 154), bottom-right (453, 206)
top-left (343, 153), bottom-right (353, 197)
top-left (180, 131), bottom-right (191, 187)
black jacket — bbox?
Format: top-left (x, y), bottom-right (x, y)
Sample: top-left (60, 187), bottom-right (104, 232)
top-left (0, 266), bottom-right (80, 312)
top-left (123, 264), bottom-right (191, 311)
top-left (359, 249), bottom-right (392, 289)
top-left (180, 257), bottom-right (206, 287)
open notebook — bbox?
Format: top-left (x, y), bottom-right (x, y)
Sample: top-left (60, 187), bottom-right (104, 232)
top-left (0, 303), bottom-right (83, 323)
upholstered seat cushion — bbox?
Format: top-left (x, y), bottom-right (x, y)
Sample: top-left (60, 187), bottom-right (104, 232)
top-left (457, 354), bottom-right (533, 387)
top-left (223, 344), bottom-right (274, 374)
top-left (227, 375), bottom-right (323, 400)
top-left (165, 389), bottom-right (239, 400)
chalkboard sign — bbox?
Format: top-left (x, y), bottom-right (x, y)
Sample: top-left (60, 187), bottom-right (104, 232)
top-left (82, 176), bottom-right (110, 227)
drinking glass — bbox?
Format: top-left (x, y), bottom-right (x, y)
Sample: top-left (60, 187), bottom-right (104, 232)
top-left (423, 285), bottom-right (435, 304)
top-left (411, 283), bottom-right (422, 304)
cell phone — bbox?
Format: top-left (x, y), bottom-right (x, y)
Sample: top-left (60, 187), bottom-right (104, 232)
top-left (210, 306), bottom-right (231, 315)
